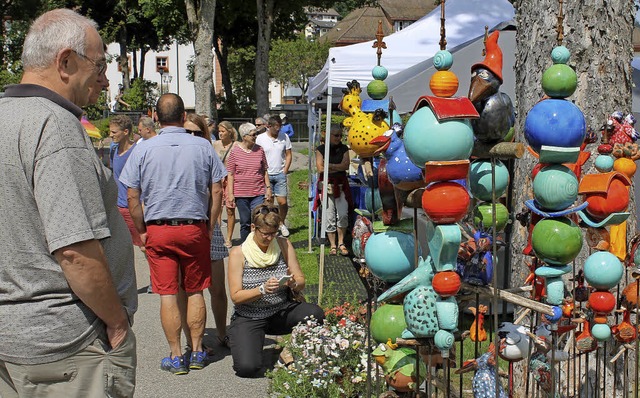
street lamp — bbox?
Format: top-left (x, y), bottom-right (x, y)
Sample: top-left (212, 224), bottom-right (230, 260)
top-left (163, 74), bottom-right (173, 93)
top-left (159, 68), bottom-right (164, 96)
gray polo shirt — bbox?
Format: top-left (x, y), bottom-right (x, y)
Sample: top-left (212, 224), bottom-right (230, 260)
top-left (0, 84), bottom-right (137, 365)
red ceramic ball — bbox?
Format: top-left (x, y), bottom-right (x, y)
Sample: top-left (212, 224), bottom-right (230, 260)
top-left (585, 177), bottom-right (629, 220)
top-left (588, 291), bottom-right (616, 314)
top-left (530, 162), bottom-right (550, 181)
top-left (421, 182), bottom-right (470, 224)
top-left (597, 144), bottom-right (613, 154)
top-left (432, 271), bottom-right (461, 297)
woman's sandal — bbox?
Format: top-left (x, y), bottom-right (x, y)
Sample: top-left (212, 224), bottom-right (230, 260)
top-left (329, 246), bottom-right (337, 255)
top-left (338, 244), bottom-right (349, 256)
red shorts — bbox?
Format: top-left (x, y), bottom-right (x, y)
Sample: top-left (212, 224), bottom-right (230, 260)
top-left (118, 207), bottom-right (144, 247)
top-left (145, 223), bottom-right (212, 295)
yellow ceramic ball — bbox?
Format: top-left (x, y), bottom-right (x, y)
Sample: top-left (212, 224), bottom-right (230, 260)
top-left (613, 157), bottom-right (637, 178)
top-left (429, 70), bottom-right (458, 98)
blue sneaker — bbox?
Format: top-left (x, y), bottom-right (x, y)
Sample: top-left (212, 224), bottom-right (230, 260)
top-left (160, 355), bottom-right (188, 375)
top-left (189, 351), bottom-right (207, 370)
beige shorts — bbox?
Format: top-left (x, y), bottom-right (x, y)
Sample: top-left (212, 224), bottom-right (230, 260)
top-left (0, 329), bottom-right (136, 398)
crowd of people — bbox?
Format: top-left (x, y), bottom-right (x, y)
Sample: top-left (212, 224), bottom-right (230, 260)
top-left (0, 8), bottom-right (326, 397)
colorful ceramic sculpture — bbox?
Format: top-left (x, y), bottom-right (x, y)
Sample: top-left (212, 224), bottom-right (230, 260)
top-left (370, 124), bottom-right (425, 190)
top-left (372, 343), bottom-right (426, 393)
top-left (364, 231), bottom-right (419, 283)
top-left (341, 80), bottom-right (390, 158)
top-left (469, 305), bottom-right (488, 342)
top-left (371, 304), bottom-right (407, 344)
top-left (456, 343), bottom-right (507, 398)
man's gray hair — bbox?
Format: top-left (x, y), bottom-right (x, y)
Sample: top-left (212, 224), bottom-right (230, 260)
top-left (138, 116), bottom-right (155, 130)
top-left (22, 9), bottom-right (99, 70)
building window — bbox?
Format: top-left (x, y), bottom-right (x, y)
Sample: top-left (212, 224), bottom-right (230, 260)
top-left (156, 57), bottom-right (168, 73)
top-left (394, 20), bottom-right (413, 32)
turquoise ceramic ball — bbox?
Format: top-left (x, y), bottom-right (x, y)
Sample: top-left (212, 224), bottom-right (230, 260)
top-left (524, 99), bottom-right (586, 153)
top-left (551, 46), bottom-right (571, 64)
top-left (531, 217), bottom-right (583, 265)
top-left (404, 106), bottom-right (474, 165)
top-left (372, 65), bottom-right (389, 80)
top-left (595, 155), bottom-right (614, 173)
top-left (434, 330), bottom-right (455, 353)
top-left (433, 50), bottom-right (454, 71)
top-left (591, 324), bottom-right (611, 342)
top-left (371, 304), bottom-right (406, 344)
top-left (542, 64), bottom-right (577, 98)
top-left (583, 251), bottom-right (623, 290)
top-left (469, 159), bottom-right (510, 201)
top-left (367, 80), bottom-right (388, 100)
top-left (532, 165), bottom-right (578, 211)
top-left (364, 231), bottom-right (419, 282)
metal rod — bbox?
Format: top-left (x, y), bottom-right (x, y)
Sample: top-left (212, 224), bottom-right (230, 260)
top-left (491, 157), bottom-right (500, 398)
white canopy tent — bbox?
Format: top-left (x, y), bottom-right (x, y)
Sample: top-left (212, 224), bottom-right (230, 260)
top-left (306, 0), bottom-right (516, 105)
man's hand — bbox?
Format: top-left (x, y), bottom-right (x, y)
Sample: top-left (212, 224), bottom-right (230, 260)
top-left (107, 311), bottom-right (129, 349)
top-left (139, 232), bottom-right (147, 246)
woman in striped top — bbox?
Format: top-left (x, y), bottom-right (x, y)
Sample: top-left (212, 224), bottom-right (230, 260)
top-left (226, 123), bottom-right (272, 243)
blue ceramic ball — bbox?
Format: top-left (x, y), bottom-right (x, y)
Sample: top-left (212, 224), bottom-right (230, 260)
top-left (595, 155), bottom-right (614, 172)
top-left (524, 99), bottom-right (586, 153)
top-left (372, 65), bottom-right (389, 80)
top-left (404, 106), bottom-right (474, 165)
top-left (364, 231), bottom-right (419, 282)
top-left (469, 159), bottom-right (510, 201)
top-left (433, 50), bottom-right (454, 71)
top-left (583, 251), bottom-right (623, 290)
top-left (532, 165), bottom-right (578, 211)
top-left (551, 46), bottom-right (571, 64)
top-left (544, 306), bottom-right (563, 323)
top-left (591, 324), bottom-right (611, 342)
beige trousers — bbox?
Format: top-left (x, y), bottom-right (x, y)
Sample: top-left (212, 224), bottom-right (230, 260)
top-left (0, 329), bottom-right (136, 398)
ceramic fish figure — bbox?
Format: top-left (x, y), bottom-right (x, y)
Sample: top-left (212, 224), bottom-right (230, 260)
top-left (341, 80), bottom-right (389, 158)
top-left (377, 256), bottom-right (439, 338)
top-left (456, 343), bottom-right (507, 398)
top-left (370, 124), bottom-right (424, 191)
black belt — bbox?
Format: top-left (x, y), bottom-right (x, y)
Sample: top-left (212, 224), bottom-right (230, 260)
top-left (146, 219), bottom-right (206, 226)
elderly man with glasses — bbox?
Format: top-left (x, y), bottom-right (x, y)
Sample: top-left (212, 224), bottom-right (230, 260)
top-left (0, 9), bottom-right (137, 397)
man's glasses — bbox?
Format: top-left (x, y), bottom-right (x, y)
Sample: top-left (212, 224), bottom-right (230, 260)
top-left (72, 50), bottom-right (107, 75)
top-left (186, 129), bottom-right (204, 137)
top-left (256, 123), bottom-right (265, 126)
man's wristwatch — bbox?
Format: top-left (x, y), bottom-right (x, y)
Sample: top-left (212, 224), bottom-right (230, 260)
top-left (258, 283), bottom-right (266, 295)
top-left (266, 185), bottom-right (272, 189)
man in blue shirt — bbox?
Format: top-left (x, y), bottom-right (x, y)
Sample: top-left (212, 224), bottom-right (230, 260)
top-left (279, 113), bottom-right (294, 139)
top-left (120, 94), bottom-right (225, 375)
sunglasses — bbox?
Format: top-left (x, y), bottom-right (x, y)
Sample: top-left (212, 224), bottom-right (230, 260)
top-left (256, 123), bottom-right (265, 126)
top-left (256, 206), bottom-right (279, 216)
top-left (186, 129), bottom-right (204, 137)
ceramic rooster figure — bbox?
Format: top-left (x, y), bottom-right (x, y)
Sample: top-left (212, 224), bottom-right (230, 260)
top-left (468, 305), bottom-right (488, 342)
top-left (612, 307), bottom-right (637, 344)
top-left (604, 111), bottom-right (639, 146)
top-left (456, 343), bottom-right (507, 398)
top-left (341, 80), bottom-right (389, 158)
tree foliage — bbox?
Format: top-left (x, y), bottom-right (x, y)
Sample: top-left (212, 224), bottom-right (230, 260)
top-left (269, 34), bottom-right (329, 102)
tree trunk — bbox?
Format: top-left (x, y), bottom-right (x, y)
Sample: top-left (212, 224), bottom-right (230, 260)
top-left (186, 0), bottom-right (217, 119)
top-left (511, 0), bottom-right (635, 396)
top-left (118, 26), bottom-right (130, 89)
top-left (255, 0), bottom-right (274, 116)
top-left (132, 50), bottom-right (138, 80)
top-left (139, 46), bottom-right (148, 80)
top-left (214, 37), bottom-right (237, 113)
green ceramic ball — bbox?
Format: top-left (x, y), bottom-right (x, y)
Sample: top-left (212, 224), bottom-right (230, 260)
top-left (367, 79), bottom-right (388, 100)
top-left (532, 165), bottom-right (578, 211)
top-left (542, 64), bottom-right (577, 98)
top-left (531, 217), bottom-right (583, 265)
top-left (372, 65), bottom-right (389, 80)
top-left (371, 304), bottom-right (407, 344)
top-left (473, 203), bottom-right (509, 232)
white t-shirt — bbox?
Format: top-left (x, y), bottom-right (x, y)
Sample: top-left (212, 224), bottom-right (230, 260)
top-left (256, 131), bottom-right (291, 174)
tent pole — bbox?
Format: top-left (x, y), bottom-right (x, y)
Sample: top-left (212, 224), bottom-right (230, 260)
top-left (318, 90), bottom-right (333, 306)
top-left (307, 103), bottom-right (318, 254)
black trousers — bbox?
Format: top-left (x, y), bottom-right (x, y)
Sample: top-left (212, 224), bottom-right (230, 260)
top-left (228, 301), bottom-right (325, 377)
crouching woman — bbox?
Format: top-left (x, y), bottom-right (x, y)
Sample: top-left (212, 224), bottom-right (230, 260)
top-left (227, 204), bottom-right (324, 377)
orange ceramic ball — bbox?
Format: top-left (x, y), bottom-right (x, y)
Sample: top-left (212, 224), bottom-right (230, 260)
top-left (432, 271), bottom-right (461, 297)
top-left (429, 70), bottom-right (459, 98)
top-left (613, 157), bottom-right (637, 178)
top-left (421, 182), bottom-right (470, 224)
top-left (588, 291), bottom-right (616, 314)
top-left (585, 177), bottom-right (629, 220)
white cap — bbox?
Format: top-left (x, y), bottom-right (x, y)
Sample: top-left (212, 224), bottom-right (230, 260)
top-left (279, 113), bottom-right (287, 120)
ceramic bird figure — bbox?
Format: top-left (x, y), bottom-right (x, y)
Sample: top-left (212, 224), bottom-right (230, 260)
top-left (606, 111), bottom-right (639, 145)
top-left (341, 80), bottom-right (389, 158)
top-left (370, 124), bottom-right (424, 191)
top-left (456, 343), bottom-right (507, 398)
top-left (457, 225), bottom-right (497, 285)
top-left (468, 31), bottom-right (515, 144)
top-left (622, 280), bottom-right (639, 308)
top-left (497, 322), bottom-right (531, 362)
top-left (377, 256), bottom-right (439, 338)
top-left (469, 305), bottom-right (488, 342)
top-left (612, 308), bottom-right (637, 344)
